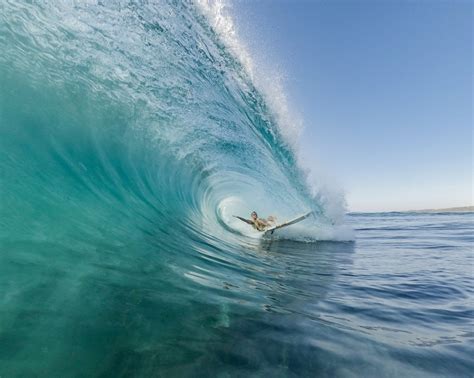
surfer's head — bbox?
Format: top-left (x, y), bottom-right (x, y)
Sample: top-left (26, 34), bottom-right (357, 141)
top-left (251, 211), bottom-right (258, 220)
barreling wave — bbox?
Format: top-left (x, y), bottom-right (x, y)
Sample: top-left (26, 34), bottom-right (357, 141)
top-left (0, 1), bottom-right (356, 375)
top-left (0, 0), bottom-right (350, 246)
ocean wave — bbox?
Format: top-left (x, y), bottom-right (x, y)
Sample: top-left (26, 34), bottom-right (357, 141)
top-left (0, 0), bottom-right (348, 246)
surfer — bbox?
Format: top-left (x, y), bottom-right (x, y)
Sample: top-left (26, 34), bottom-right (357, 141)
top-left (234, 211), bottom-right (313, 233)
top-left (234, 211), bottom-right (276, 231)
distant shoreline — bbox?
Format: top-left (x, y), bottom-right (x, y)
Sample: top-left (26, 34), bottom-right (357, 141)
top-left (408, 206), bottom-right (474, 213)
top-left (350, 206), bottom-right (474, 214)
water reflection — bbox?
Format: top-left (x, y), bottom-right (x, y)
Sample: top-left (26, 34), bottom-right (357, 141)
top-left (192, 239), bottom-right (356, 375)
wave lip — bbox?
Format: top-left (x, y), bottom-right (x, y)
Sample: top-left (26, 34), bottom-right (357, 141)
top-left (195, 0), bottom-right (303, 149)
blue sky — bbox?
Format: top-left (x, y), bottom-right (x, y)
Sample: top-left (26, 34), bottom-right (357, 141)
top-left (233, 0), bottom-right (472, 212)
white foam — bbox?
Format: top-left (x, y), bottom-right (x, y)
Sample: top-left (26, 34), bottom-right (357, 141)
top-left (217, 197), bottom-right (355, 242)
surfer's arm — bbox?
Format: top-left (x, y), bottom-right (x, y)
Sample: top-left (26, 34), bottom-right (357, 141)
top-left (233, 215), bottom-right (253, 225)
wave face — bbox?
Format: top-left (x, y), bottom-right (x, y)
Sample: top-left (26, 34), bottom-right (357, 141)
top-left (0, 0), bottom-right (347, 241)
top-left (0, 1), bottom-right (352, 376)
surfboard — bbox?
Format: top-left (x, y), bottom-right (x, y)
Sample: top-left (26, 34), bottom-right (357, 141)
top-left (264, 211), bottom-right (313, 235)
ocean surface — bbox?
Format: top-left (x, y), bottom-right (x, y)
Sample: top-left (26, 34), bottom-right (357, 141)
top-left (1, 1), bottom-right (473, 377)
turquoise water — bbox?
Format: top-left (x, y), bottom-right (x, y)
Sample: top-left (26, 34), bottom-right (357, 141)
top-left (1, 1), bottom-right (473, 377)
